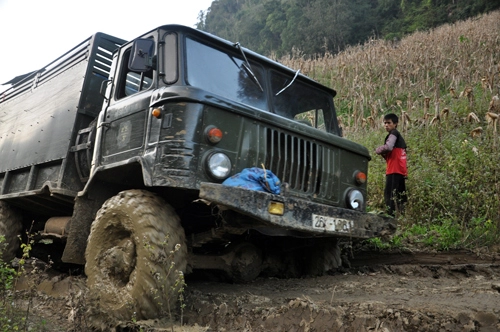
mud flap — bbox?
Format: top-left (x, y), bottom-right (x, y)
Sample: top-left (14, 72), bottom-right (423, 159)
top-left (61, 183), bottom-right (116, 264)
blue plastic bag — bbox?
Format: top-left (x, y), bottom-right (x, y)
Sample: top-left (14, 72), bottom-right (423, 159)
top-left (222, 167), bottom-right (281, 194)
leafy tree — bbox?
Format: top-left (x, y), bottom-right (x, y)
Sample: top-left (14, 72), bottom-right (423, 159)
top-left (197, 0), bottom-right (500, 57)
top-left (201, 0), bottom-right (245, 42)
top-left (261, 0), bottom-right (288, 55)
top-left (280, 1), bottom-right (310, 53)
top-left (303, 0), bottom-right (353, 53)
top-left (234, 2), bottom-right (269, 53)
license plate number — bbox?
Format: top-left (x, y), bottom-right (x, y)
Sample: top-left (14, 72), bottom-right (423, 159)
top-left (312, 214), bottom-right (353, 233)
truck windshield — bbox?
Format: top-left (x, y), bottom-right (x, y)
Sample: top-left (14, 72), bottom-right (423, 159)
top-left (270, 71), bottom-right (334, 131)
top-left (185, 37), bottom-right (337, 134)
top-left (185, 37), bottom-right (268, 111)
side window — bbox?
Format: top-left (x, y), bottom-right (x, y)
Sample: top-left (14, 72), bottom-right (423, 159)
top-left (117, 49), bottom-right (154, 99)
top-left (162, 32), bottom-right (178, 84)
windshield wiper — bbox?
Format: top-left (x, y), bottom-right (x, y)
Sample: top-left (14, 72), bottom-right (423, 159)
top-left (233, 42), bottom-right (263, 92)
top-left (276, 69), bottom-right (300, 96)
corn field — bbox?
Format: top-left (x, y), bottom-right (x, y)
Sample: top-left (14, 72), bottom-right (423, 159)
top-left (279, 10), bottom-right (500, 249)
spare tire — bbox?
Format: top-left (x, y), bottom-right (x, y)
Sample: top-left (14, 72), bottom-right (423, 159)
top-left (85, 190), bottom-right (187, 326)
top-left (0, 201), bottom-right (22, 262)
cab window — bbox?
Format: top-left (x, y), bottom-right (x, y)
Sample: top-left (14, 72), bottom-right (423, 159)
top-left (271, 71), bottom-right (337, 134)
top-left (294, 109), bottom-right (326, 131)
top-left (117, 49), bottom-right (153, 99)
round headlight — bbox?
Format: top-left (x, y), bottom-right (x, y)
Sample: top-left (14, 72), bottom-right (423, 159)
top-left (347, 189), bottom-right (364, 210)
top-left (206, 152), bottom-right (231, 180)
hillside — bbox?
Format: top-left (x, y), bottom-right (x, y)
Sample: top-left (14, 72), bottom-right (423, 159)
top-left (198, 0), bottom-right (500, 57)
top-left (280, 10), bottom-right (500, 250)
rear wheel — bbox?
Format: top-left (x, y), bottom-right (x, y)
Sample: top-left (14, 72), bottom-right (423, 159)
top-left (0, 201), bottom-right (22, 262)
top-left (85, 190), bottom-right (187, 326)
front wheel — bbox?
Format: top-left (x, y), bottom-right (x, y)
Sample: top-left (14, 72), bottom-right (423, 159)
top-left (0, 201), bottom-right (22, 262)
top-left (227, 242), bottom-right (262, 282)
top-left (306, 239), bottom-right (342, 276)
top-left (85, 190), bottom-right (187, 326)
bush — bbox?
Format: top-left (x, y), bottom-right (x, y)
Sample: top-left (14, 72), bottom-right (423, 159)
top-left (0, 235), bottom-right (24, 331)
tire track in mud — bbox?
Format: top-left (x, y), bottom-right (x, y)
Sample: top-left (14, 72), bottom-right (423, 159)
top-left (15, 250), bottom-right (500, 331)
top-left (181, 250), bottom-right (500, 331)
top-left (348, 249), bottom-right (500, 267)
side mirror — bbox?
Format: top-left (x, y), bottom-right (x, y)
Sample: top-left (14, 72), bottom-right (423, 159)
top-left (128, 39), bottom-right (155, 72)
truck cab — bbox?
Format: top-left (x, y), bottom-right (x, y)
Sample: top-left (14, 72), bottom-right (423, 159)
top-left (91, 25), bottom-right (374, 220)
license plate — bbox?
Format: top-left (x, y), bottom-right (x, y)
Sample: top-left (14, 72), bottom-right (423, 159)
top-left (312, 214), bottom-right (353, 233)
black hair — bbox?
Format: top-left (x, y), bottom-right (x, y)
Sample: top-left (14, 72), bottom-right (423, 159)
top-left (384, 113), bottom-right (399, 124)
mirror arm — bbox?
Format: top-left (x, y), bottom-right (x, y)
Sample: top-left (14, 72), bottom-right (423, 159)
top-left (99, 79), bottom-right (112, 100)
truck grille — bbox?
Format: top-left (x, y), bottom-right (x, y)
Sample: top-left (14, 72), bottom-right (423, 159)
top-left (265, 128), bottom-right (321, 195)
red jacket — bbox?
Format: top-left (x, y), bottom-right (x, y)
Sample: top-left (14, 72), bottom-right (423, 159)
top-left (376, 129), bottom-right (407, 176)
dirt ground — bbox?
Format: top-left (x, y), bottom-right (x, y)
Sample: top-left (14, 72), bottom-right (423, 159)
top-left (12, 249), bottom-right (500, 332)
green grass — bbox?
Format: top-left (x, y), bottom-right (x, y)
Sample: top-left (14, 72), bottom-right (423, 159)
top-left (355, 119), bottom-right (500, 251)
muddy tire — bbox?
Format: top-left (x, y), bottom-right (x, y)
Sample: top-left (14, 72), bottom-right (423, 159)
top-left (0, 201), bottom-right (23, 262)
top-left (85, 190), bottom-right (187, 325)
top-left (227, 242), bottom-right (262, 282)
top-left (306, 240), bottom-right (342, 276)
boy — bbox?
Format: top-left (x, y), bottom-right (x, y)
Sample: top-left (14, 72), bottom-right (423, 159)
top-left (375, 113), bottom-right (407, 216)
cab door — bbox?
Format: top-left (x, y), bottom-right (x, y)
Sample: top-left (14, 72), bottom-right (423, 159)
top-left (99, 41), bottom-right (156, 166)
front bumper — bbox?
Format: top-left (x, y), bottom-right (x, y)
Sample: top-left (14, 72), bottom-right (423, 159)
top-left (199, 183), bottom-right (396, 239)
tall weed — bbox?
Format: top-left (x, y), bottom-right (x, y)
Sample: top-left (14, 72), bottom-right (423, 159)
top-left (280, 10), bottom-right (500, 249)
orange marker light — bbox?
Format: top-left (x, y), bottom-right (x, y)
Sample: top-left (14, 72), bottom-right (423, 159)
top-left (207, 127), bottom-right (223, 143)
top-left (152, 108), bottom-right (162, 118)
top-left (355, 171), bottom-right (367, 184)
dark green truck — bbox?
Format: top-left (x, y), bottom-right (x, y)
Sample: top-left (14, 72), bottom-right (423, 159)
top-left (0, 25), bottom-right (394, 323)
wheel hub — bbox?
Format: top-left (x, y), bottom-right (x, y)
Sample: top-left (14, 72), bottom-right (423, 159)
top-left (101, 237), bottom-right (136, 286)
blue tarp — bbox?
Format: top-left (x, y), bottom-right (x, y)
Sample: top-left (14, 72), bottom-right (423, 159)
top-left (222, 167), bottom-right (281, 194)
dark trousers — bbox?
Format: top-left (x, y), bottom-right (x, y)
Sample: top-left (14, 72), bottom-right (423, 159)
top-left (385, 173), bottom-right (407, 216)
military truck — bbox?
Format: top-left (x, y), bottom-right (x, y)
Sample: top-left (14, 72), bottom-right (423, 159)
top-left (0, 25), bottom-right (394, 323)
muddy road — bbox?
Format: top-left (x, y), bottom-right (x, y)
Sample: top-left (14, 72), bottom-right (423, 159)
top-left (14, 249), bottom-right (500, 331)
